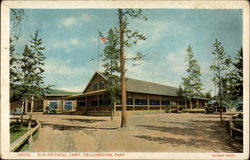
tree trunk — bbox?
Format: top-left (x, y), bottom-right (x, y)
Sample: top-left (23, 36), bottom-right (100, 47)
top-left (185, 99), bottom-right (187, 113)
top-left (118, 9), bottom-right (128, 128)
top-left (28, 96), bottom-right (34, 129)
top-left (189, 97), bottom-right (192, 110)
top-left (20, 101), bottom-right (24, 127)
top-left (218, 59), bottom-right (223, 123)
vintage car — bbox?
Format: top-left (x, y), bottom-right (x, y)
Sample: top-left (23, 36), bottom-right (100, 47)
top-left (205, 99), bottom-right (227, 113)
top-left (43, 107), bottom-right (56, 114)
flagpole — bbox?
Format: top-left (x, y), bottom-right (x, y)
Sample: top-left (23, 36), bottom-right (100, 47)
top-left (97, 35), bottom-right (100, 71)
top-left (97, 30), bottom-right (100, 72)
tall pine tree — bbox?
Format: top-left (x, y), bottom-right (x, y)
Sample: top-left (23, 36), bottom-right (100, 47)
top-left (181, 45), bottom-right (203, 109)
top-left (102, 28), bottom-right (121, 106)
top-left (118, 9), bottom-right (147, 128)
top-left (210, 39), bottom-right (231, 122)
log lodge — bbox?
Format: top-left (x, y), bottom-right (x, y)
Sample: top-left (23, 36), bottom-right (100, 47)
top-left (16, 72), bottom-right (208, 115)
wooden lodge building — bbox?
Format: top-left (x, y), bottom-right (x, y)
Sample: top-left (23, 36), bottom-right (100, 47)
top-left (20, 72), bottom-right (208, 115)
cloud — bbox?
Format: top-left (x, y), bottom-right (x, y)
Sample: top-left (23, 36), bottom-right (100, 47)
top-left (60, 13), bottom-right (95, 27)
top-left (44, 58), bottom-right (89, 76)
top-left (46, 38), bottom-right (86, 52)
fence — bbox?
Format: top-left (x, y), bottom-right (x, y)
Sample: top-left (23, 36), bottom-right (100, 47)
top-left (229, 113), bottom-right (243, 139)
top-left (10, 118), bottom-right (41, 152)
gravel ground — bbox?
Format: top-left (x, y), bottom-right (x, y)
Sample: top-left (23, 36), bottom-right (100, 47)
top-left (23, 113), bottom-right (241, 152)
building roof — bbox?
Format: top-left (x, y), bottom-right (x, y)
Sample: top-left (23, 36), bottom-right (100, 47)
top-left (92, 72), bottom-right (178, 97)
top-left (126, 77), bottom-right (178, 97)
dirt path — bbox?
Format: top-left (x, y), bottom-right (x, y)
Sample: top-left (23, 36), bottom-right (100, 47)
top-left (26, 113), bottom-right (240, 152)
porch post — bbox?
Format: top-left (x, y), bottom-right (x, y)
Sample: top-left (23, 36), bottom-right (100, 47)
top-left (97, 94), bottom-right (100, 112)
top-left (160, 97), bottom-right (162, 110)
top-left (147, 95), bottom-right (149, 111)
top-left (86, 95), bottom-right (88, 111)
top-left (132, 93), bottom-right (135, 111)
top-left (60, 99), bottom-right (63, 112)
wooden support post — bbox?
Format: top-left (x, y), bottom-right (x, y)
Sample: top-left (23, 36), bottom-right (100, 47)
top-left (169, 100), bottom-right (172, 113)
top-left (147, 95), bottom-right (149, 111)
top-left (114, 101), bottom-right (116, 112)
top-left (132, 93), bottom-right (135, 111)
top-left (60, 99), bottom-right (63, 112)
top-left (86, 96), bottom-right (88, 111)
top-left (28, 134), bottom-right (33, 145)
top-left (160, 97), bottom-right (162, 110)
top-left (24, 100), bottom-right (28, 114)
top-left (97, 94), bottom-right (100, 112)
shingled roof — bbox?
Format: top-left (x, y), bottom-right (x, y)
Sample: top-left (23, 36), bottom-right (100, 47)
top-left (126, 78), bottom-right (178, 97)
top-left (96, 72), bottom-right (178, 97)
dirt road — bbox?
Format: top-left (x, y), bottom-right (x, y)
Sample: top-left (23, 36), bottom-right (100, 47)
top-left (26, 113), bottom-right (239, 152)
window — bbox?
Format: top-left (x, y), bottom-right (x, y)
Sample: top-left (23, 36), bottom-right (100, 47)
top-left (49, 100), bottom-right (59, 109)
top-left (92, 83), bottom-right (98, 90)
top-left (99, 81), bottom-right (105, 89)
top-left (135, 99), bottom-right (147, 105)
top-left (78, 101), bottom-right (86, 107)
top-left (64, 101), bottom-right (73, 110)
top-left (90, 100), bottom-right (98, 106)
top-left (149, 100), bottom-right (160, 105)
top-left (161, 100), bottom-right (170, 105)
top-left (127, 98), bottom-right (133, 105)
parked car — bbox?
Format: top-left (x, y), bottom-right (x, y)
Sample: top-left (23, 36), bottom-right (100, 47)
top-left (11, 108), bottom-right (22, 115)
top-left (235, 102), bottom-right (243, 111)
top-left (205, 99), bottom-right (227, 113)
top-left (43, 107), bottom-right (56, 114)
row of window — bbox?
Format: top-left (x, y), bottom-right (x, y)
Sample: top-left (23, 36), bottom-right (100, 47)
top-left (79, 100), bottom-right (112, 107)
top-left (92, 81), bottom-right (105, 90)
top-left (48, 100), bottom-right (73, 110)
top-left (79, 99), bottom-right (181, 106)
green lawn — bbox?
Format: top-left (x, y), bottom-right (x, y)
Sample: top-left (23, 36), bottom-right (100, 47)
top-left (10, 122), bottom-right (28, 143)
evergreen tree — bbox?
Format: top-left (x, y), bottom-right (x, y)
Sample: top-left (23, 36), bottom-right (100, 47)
top-left (181, 45), bottom-right (194, 109)
top-left (192, 58), bottom-right (203, 108)
top-left (181, 45), bottom-right (203, 109)
top-left (102, 28), bottom-right (121, 106)
top-left (210, 39), bottom-right (231, 122)
top-left (10, 31), bottom-right (51, 126)
top-left (118, 9), bottom-right (147, 128)
top-left (233, 47), bottom-right (243, 97)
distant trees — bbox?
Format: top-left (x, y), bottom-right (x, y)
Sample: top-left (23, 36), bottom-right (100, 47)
top-left (223, 47), bottom-right (243, 100)
top-left (181, 45), bottom-right (203, 109)
top-left (210, 39), bottom-right (231, 122)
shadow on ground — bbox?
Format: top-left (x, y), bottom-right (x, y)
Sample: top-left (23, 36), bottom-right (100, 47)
top-left (135, 119), bottom-right (238, 152)
top-left (42, 123), bottom-right (118, 131)
top-left (62, 118), bottom-right (106, 123)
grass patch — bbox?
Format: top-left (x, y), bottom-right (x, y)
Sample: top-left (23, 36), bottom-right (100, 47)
top-left (232, 118), bottom-right (243, 130)
top-left (10, 122), bottom-right (28, 143)
top-left (10, 122), bottom-right (40, 152)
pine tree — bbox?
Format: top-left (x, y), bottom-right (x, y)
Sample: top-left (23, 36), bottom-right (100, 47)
top-left (27, 30), bottom-right (51, 127)
top-left (102, 28), bottom-right (121, 106)
top-left (192, 59), bottom-right (203, 108)
top-left (10, 31), bottom-right (51, 126)
top-left (210, 39), bottom-right (231, 122)
top-left (182, 45), bottom-right (194, 109)
top-left (118, 9), bottom-right (147, 128)
top-left (181, 45), bottom-right (203, 109)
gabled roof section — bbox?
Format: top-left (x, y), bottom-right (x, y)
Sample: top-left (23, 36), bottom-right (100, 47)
top-left (83, 72), bottom-right (178, 96)
top-left (82, 72), bottom-right (108, 93)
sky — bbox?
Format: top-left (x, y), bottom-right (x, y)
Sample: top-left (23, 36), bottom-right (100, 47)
top-left (10, 9), bottom-right (242, 94)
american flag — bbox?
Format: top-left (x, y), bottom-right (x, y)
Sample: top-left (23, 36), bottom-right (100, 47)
top-left (99, 32), bottom-right (106, 44)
